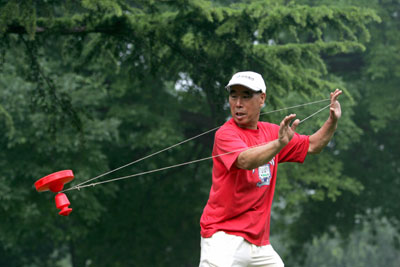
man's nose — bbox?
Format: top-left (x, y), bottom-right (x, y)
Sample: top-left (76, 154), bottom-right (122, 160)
top-left (235, 97), bottom-right (243, 107)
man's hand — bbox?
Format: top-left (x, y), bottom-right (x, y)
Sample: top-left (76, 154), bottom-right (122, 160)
top-left (308, 89), bottom-right (342, 154)
top-left (236, 114), bottom-right (299, 170)
top-left (330, 89), bottom-right (342, 122)
top-left (278, 114), bottom-right (299, 147)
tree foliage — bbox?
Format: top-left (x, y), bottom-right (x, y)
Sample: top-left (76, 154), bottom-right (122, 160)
top-left (303, 217), bottom-right (400, 267)
top-left (0, 0), bottom-right (389, 266)
top-left (270, 1), bottom-right (400, 265)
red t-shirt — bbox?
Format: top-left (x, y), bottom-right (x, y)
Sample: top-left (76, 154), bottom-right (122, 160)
top-left (200, 118), bottom-right (309, 246)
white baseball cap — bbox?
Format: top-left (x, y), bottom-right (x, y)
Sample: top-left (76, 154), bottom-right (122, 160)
top-left (225, 71), bottom-right (266, 93)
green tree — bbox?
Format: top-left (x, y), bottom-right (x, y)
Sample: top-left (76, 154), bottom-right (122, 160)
top-left (303, 217), bottom-right (400, 267)
top-left (0, 0), bottom-right (380, 266)
top-left (277, 1), bottom-right (400, 265)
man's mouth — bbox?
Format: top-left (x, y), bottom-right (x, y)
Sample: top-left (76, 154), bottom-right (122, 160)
top-left (235, 112), bottom-right (246, 119)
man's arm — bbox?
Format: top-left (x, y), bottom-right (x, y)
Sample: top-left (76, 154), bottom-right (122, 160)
top-left (235, 114), bottom-right (300, 170)
top-left (308, 89), bottom-right (342, 154)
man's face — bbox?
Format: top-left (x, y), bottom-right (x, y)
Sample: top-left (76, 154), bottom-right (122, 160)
top-left (228, 85), bottom-right (266, 129)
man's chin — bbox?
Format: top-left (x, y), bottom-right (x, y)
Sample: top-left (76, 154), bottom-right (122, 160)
top-left (233, 118), bottom-right (248, 128)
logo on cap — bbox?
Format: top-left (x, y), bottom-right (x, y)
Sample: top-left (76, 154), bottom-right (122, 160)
top-left (236, 74), bottom-right (255, 81)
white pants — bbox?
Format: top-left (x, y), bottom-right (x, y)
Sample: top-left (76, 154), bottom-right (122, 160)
top-left (199, 231), bottom-right (284, 267)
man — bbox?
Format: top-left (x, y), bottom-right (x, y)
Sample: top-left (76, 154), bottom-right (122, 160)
top-left (199, 71), bottom-right (342, 267)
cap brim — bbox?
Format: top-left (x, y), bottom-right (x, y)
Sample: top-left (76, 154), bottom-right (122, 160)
top-left (225, 83), bottom-right (262, 92)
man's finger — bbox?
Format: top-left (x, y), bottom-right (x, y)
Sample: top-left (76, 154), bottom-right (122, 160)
top-left (334, 90), bottom-right (342, 99)
top-left (331, 89), bottom-right (342, 102)
top-left (283, 114), bottom-right (296, 125)
top-left (291, 119), bottom-right (300, 131)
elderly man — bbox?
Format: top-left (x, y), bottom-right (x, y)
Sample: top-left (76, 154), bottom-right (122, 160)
top-left (199, 71), bottom-right (342, 267)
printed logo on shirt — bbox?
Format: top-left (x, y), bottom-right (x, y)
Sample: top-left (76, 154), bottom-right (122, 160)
top-left (256, 158), bottom-right (275, 187)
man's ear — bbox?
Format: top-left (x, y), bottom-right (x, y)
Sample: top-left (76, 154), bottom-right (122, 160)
top-left (259, 93), bottom-right (266, 107)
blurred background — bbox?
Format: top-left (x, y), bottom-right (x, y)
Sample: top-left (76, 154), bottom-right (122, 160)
top-left (0, 0), bottom-right (399, 266)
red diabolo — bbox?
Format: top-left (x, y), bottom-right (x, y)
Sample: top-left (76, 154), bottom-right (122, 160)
top-left (35, 170), bottom-right (74, 216)
top-left (55, 193), bottom-right (73, 216)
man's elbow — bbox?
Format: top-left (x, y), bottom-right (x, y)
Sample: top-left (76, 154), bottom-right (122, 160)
top-left (308, 145), bottom-right (323, 154)
top-left (235, 156), bottom-right (254, 170)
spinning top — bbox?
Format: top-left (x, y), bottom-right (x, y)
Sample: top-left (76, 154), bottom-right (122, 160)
top-left (55, 193), bottom-right (72, 216)
top-left (35, 170), bottom-right (74, 216)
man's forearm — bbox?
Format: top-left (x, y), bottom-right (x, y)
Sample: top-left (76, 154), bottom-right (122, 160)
top-left (308, 117), bottom-right (338, 154)
top-left (235, 139), bottom-right (285, 170)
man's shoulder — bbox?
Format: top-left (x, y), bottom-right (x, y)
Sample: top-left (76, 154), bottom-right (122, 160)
top-left (216, 119), bottom-right (238, 137)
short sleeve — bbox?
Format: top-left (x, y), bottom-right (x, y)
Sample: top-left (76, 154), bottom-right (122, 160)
top-left (214, 129), bottom-right (248, 171)
top-left (278, 133), bottom-right (309, 163)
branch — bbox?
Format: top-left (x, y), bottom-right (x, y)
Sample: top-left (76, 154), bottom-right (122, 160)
top-left (5, 24), bottom-right (90, 35)
top-left (4, 15), bottom-right (131, 36)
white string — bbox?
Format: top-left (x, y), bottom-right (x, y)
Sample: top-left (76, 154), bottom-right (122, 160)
top-left (62, 98), bottom-right (331, 192)
top-left (62, 141), bottom-right (270, 192)
top-left (68, 126), bottom-right (220, 191)
top-left (260, 98), bottom-right (329, 116)
top-left (299, 103), bottom-right (331, 124)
